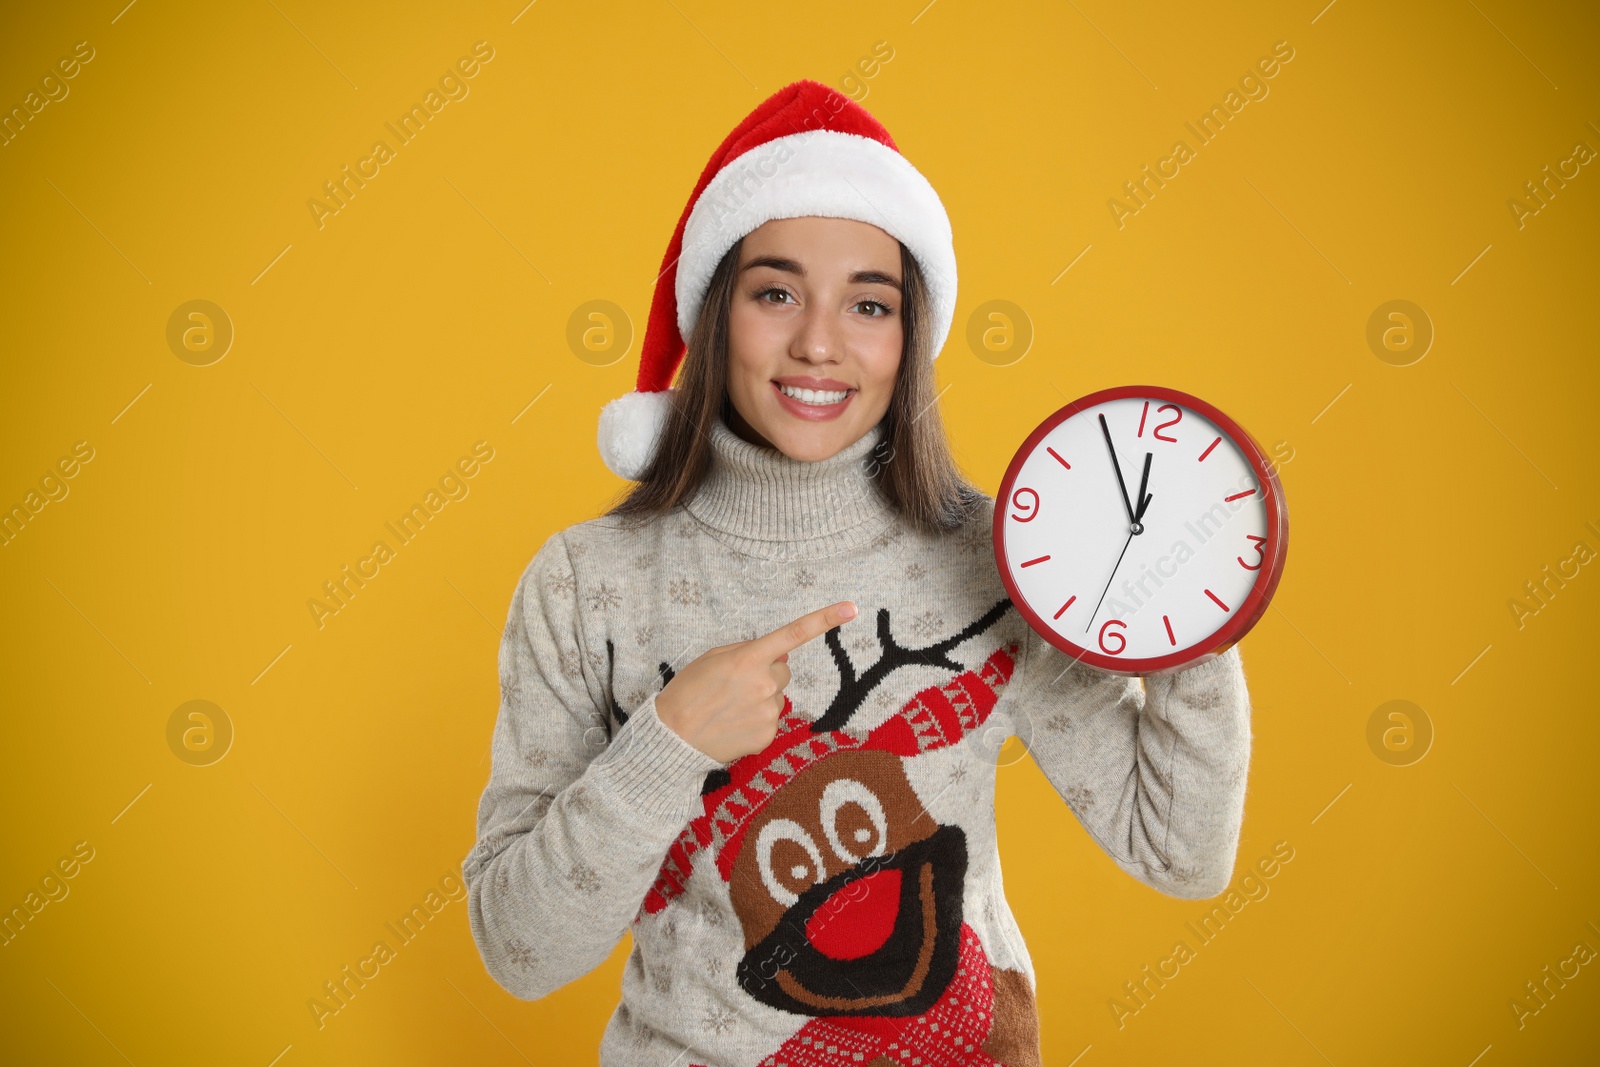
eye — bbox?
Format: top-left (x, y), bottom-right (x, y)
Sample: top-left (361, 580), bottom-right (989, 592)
top-left (819, 778), bottom-right (887, 866)
top-left (854, 299), bottom-right (893, 317)
top-left (756, 818), bottom-right (825, 906)
top-left (755, 286), bottom-right (795, 305)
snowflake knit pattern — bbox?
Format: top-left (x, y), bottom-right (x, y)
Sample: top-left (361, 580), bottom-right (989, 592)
top-left (464, 415), bottom-right (1253, 1067)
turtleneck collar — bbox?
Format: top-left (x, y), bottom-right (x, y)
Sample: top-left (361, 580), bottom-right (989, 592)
top-left (683, 415), bottom-right (900, 558)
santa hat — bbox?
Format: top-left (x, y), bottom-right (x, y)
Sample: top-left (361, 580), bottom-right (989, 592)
top-left (597, 79), bottom-right (958, 480)
top-left (639, 642), bottom-right (1017, 916)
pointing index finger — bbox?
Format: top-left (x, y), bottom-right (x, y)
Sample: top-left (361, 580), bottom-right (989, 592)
top-left (752, 601), bottom-right (858, 660)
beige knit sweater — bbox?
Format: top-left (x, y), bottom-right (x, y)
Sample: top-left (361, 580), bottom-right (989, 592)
top-left (463, 414), bottom-right (1252, 1067)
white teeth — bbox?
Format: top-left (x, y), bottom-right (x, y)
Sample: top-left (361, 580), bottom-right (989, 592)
top-left (778, 384), bottom-right (851, 405)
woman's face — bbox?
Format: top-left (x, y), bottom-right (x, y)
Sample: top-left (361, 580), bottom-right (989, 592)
top-left (725, 216), bottom-right (904, 462)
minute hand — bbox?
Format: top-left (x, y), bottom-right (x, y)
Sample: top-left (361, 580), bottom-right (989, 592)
top-left (1098, 413), bottom-right (1137, 527)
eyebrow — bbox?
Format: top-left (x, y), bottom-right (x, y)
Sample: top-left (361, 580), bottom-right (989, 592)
top-left (741, 255), bottom-right (903, 292)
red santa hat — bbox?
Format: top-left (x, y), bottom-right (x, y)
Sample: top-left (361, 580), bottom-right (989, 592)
top-left (597, 79), bottom-right (958, 480)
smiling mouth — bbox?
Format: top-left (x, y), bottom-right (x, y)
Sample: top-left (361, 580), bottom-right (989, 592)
top-left (774, 860), bottom-right (939, 1011)
top-left (734, 823), bottom-right (969, 1018)
top-left (775, 382), bottom-right (856, 405)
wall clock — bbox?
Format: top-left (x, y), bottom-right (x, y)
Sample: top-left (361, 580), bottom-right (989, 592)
top-left (994, 385), bottom-right (1288, 676)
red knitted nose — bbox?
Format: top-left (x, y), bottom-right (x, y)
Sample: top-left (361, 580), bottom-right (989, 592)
top-left (805, 868), bottom-right (902, 960)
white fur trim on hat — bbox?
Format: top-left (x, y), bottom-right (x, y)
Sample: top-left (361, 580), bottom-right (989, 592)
top-left (675, 130), bottom-right (958, 359)
top-left (598, 388), bottom-right (675, 480)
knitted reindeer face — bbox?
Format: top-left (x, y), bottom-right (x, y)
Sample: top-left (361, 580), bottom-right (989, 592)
top-left (729, 744), bottom-right (971, 1016)
top-left (640, 598), bottom-right (1017, 1020)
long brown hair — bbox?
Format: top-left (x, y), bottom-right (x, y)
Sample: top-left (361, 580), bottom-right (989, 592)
top-left (605, 237), bottom-right (982, 534)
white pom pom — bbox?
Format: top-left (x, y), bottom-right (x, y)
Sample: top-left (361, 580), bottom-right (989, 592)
top-left (597, 389), bottom-right (675, 481)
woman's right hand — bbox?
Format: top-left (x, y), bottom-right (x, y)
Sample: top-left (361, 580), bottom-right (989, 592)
top-left (654, 601), bottom-right (858, 764)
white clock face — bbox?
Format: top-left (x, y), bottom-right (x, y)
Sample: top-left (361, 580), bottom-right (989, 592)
top-left (998, 394), bottom-right (1275, 668)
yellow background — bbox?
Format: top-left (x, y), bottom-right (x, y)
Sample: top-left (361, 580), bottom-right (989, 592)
top-left (2, 0), bottom-right (1597, 1063)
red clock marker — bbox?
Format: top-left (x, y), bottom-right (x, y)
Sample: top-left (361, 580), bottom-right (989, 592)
top-left (1198, 436), bottom-right (1221, 462)
top-left (1224, 488), bottom-right (1256, 502)
top-left (1163, 615), bottom-right (1176, 645)
top-left (1046, 447), bottom-right (1071, 469)
top-left (1053, 595), bottom-right (1077, 620)
top-left (1204, 589), bottom-right (1230, 611)
top-left (1020, 555), bottom-right (1050, 568)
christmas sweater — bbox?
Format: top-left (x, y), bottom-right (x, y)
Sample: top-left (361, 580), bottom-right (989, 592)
top-left (463, 415), bottom-right (1253, 1067)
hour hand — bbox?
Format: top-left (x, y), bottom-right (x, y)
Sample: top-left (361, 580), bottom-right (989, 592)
top-left (1134, 451), bottom-right (1153, 524)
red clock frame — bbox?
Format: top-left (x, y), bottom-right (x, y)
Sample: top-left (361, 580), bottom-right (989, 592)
top-left (993, 384), bottom-right (1289, 676)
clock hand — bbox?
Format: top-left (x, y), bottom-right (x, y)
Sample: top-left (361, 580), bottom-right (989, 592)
top-left (1133, 451), bottom-right (1153, 524)
top-left (1099, 413), bottom-right (1137, 529)
top-left (1086, 528), bottom-right (1136, 633)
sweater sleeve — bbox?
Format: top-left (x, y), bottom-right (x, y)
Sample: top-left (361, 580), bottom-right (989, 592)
top-left (462, 531), bottom-right (727, 1001)
top-left (1011, 629), bottom-right (1253, 900)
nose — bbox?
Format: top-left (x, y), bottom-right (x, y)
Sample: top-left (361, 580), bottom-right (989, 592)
top-left (791, 304), bottom-right (843, 365)
top-left (804, 867), bottom-right (902, 960)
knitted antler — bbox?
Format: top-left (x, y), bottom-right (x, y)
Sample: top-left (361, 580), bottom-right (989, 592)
top-left (813, 599), bottom-right (1012, 732)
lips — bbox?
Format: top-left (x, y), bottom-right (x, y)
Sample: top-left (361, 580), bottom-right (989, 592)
top-left (771, 380), bottom-right (856, 421)
top-left (775, 375), bottom-right (854, 391)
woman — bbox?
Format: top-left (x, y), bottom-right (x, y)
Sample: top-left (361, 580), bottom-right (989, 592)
top-left (464, 80), bottom-right (1252, 1067)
